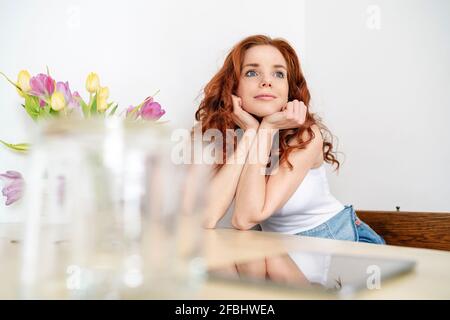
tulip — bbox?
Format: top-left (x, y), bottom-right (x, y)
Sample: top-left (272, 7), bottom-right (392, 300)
top-left (96, 97), bottom-right (108, 112)
top-left (29, 73), bottom-right (55, 98)
top-left (16, 70), bottom-right (31, 97)
top-left (56, 81), bottom-right (72, 103)
top-left (126, 105), bottom-right (139, 120)
top-left (95, 86), bottom-right (109, 112)
top-left (86, 72), bottom-right (100, 93)
top-left (56, 81), bottom-right (79, 109)
top-left (72, 91), bottom-right (81, 100)
top-left (0, 171), bottom-right (25, 206)
top-left (140, 101), bottom-right (165, 120)
top-left (71, 91), bottom-right (81, 108)
top-left (50, 91), bottom-right (66, 111)
top-left (97, 86), bottom-right (109, 100)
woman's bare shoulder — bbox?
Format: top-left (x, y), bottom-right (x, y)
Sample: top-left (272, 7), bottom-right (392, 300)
top-left (287, 124), bottom-right (323, 146)
top-left (284, 125), bottom-right (324, 168)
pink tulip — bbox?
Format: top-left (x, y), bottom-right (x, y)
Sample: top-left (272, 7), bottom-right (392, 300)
top-left (29, 73), bottom-right (55, 98)
top-left (0, 171), bottom-right (25, 206)
top-left (140, 101), bottom-right (165, 120)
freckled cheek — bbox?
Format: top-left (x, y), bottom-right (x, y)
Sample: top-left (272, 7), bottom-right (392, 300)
top-left (237, 83), bottom-right (256, 104)
top-left (241, 98), bottom-right (258, 113)
top-left (236, 81), bottom-right (252, 98)
top-left (279, 87), bottom-right (289, 105)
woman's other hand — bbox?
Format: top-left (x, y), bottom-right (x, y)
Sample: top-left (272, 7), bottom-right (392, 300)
top-left (261, 99), bottom-right (307, 130)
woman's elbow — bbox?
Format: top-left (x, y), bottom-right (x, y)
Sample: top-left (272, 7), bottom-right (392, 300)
top-left (231, 215), bottom-right (255, 231)
top-left (202, 217), bottom-right (218, 229)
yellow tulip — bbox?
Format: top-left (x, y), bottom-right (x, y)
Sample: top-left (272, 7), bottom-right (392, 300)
top-left (16, 70), bottom-right (31, 97)
top-left (97, 86), bottom-right (109, 100)
top-left (85, 72), bottom-right (100, 93)
top-left (96, 96), bottom-right (108, 112)
top-left (50, 91), bottom-right (66, 111)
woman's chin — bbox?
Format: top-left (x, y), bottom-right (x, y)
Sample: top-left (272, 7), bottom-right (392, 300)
top-left (245, 104), bottom-right (281, 118)
top-left (251, 109), bottom-right (281, 118)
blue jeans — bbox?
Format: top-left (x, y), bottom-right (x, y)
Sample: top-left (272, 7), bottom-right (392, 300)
top-left (295, 205), bottom-right (386, 245)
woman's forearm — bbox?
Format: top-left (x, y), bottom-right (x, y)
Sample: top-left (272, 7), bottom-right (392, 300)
top-left (233, 124), bottom-right (278, 229)
top-left (202, 129), bottom-right (258, 228)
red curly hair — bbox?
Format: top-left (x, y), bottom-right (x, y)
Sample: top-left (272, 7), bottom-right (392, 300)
top-left (194, 34), bottom-right (340, 171)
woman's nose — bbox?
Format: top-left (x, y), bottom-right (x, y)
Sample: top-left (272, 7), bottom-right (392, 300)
top-left (260, 79), bottom-right (272, 88)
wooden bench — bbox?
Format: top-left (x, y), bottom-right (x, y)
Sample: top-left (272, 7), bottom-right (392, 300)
top-left (356, 210), bottom-right (450, 251)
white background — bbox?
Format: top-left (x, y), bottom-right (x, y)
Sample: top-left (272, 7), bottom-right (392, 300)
top-left (1, 0), bottom-right (449, 220)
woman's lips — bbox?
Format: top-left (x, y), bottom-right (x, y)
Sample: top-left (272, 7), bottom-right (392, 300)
top-left (254, 95), bottom-right (276, 101)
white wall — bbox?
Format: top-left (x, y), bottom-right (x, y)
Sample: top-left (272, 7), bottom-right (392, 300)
top-left (0, 0), bottom-right (448, 220)
top-left (303, 0), bottom-right (450, 212)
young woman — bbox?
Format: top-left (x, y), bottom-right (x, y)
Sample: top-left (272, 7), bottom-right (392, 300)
top-left (194, 35), bottom-right (385, 244)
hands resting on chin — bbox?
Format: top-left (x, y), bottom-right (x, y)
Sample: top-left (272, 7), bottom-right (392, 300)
top-left (231, 95), bottom-right (307, 131)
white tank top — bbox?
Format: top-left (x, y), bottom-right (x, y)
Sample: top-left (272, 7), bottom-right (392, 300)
top-left (216, 164), bottom-right (345, 234)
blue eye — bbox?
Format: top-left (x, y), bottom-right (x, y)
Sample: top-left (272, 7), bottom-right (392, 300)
top-left (245, 70), bottom-right (258, 77)
top-left (274, 71), bottom-right (285, 78)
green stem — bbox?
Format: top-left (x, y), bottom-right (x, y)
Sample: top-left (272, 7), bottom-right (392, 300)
top-left (0, 71), bottom-right (22, 92)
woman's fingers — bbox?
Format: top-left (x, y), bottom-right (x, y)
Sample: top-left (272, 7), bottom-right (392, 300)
top-left (231, 95), bottom-right (243, 127)
top-left (262, 99), bottom-right (307, 129)
top-left (285, 101), bottom-right (294, 119)
top-left (231, 94), bottom-right (242, 112)
top-left (231, 94), bottom-right (259, 130)
top-left (293, 100), bottom-right (300, 123)
top-left (299, 101), bottom-right (307, 124)
top-left (280, 100), bottom-right (306, 127)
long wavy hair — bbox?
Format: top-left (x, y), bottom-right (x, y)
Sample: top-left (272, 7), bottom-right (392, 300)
top-left (194, 35), bottom-right (340, 171)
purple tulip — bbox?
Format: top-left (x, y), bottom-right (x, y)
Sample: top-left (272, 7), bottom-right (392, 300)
top-left (56, 81), bottom-right (79, 109)
top-left (72, 91), bottom-right (81, 100)
top-left (29, 73), bottom-right (55, 98)
top-left (140, 101), bottom-right (165, 120)
top-left (56, 81), bottom-right (72, 101)
top-left (72, 91), bottom-right (82, 106)
top-left (0, 171), bottom-right (25, 206)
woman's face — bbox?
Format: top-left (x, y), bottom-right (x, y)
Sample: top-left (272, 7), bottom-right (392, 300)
top-left (236, 45), bottom-right (289, 117)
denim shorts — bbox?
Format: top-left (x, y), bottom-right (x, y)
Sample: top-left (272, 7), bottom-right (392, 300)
top-left (295, 205), bottom-right (386, 245)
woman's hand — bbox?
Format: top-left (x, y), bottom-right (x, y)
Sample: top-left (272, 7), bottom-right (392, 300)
top-left (261, 99), bottom-right (307, 130)
top-left (231, 94), bottom-right (260, 131)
